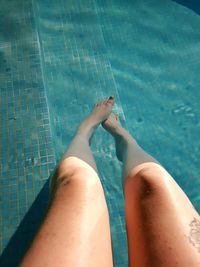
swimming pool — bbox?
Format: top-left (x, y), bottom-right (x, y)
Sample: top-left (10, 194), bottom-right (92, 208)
top-left (0, 0), bottom-right (200, 266)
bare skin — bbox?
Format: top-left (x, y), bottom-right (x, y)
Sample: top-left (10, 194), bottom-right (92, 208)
top-left (102, 112), bottom-right (200, 267)
top-left (77, 98), bottom-right (115, 139)
top-left (21, 98), bottom-right (200, 267)
top-left (102, 112), bottom-right (160, 186)
top-left (102, 112), bottom-right (134, 161)
top-left (21, 98), bottom-right (115, 267)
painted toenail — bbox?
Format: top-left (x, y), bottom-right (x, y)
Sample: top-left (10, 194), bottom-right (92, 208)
top-left (109, 96), bottom-right (114, 100)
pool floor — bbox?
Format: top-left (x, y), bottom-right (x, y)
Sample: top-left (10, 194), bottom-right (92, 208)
top-left (0, 0), bottom-right (200, 266)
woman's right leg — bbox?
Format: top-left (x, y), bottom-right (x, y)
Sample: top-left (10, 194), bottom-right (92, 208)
top-left (21, 99), bottom-right (114, 267)
top-left (103, 113), bottom-right (200, 267)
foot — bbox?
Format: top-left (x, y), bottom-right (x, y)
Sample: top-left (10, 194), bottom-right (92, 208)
top-left (77, 97), bottom-right (115, 139)
top-left (102, 113), bottom-right (123, 137)
top-left (102, 113), bottom-right (134, 161)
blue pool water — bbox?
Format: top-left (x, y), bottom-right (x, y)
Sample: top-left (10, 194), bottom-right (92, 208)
top-left (0, 0), bottom-right (200, 266)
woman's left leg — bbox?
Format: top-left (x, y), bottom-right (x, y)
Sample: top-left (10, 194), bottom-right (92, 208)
top-left (20, 98), bottom-right (114, 267)
top-left (102, 113), bottom-right (200, 267)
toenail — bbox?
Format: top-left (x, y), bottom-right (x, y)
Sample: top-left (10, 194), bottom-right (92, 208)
top-left (109, 96), bottom-right (114, 100)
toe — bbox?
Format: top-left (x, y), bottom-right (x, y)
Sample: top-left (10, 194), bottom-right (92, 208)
top-left (110, 112), bottom-right (118, 120)
top-left (106, 96), bottom-right (115, 105)
top-left (95, 97), bottom-right (114, 107)
top-left (96, 100), bottom-right (103, 106)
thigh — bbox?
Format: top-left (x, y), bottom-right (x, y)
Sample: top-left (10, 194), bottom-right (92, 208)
top-left (124, 162), bottom-right (200, 267)
top-left (21, 157), bottom-right (113, 267)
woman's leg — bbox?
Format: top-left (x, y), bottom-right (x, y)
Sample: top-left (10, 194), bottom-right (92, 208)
top-left (102, 113), bottom-right (200, 267)
top-left (20, 98), bottom-right (115, 267)
top-left (102, 113), bottom-right (160, 188)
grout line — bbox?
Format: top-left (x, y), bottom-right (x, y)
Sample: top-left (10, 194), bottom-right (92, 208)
top-left (93, 0), bottom-right (128, 129)
top-left (31, 0), bottom-right (56, 166)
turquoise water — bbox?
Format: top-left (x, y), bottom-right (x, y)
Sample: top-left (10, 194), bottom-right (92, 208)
top-left (0, 0), bottom-right (200, 266)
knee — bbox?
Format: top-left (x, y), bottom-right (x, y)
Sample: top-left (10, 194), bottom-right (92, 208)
top-left (51, 156), bottom-right (100, 189)
top-left (125, 162), bottom-right (171, 197)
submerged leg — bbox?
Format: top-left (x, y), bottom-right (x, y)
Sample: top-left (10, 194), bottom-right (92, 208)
top-left (103, 113), bottom-right (200, 267)
top-left (21, 98), bottom-right (115, 267)
top-left (102, 113), bottom-right (159, 187)
top-left (50, 97), bottom-right (114, 195)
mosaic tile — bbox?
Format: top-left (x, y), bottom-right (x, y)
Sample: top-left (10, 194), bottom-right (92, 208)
top-left (0, 0), bottom-right (56, 262)
top-left (1, 1), bottom-right (200, 267)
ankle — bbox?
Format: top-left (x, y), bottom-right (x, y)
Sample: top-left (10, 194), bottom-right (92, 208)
top-left (76, 122), bottom-right (97, 140)
top-left (80, 117), bottom-right (99, 130)
top-left (115, 128), bottom-right (132, 140)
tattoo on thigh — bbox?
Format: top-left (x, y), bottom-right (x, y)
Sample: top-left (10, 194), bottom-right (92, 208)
top-left (188, 217), bottom-right (200, 253)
